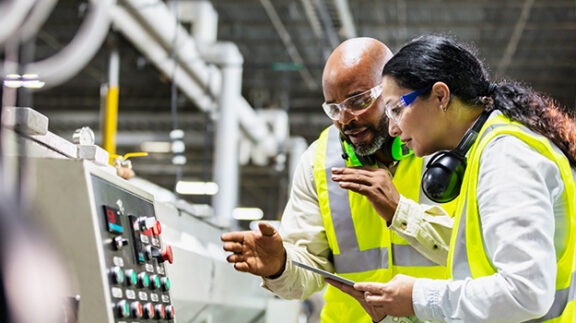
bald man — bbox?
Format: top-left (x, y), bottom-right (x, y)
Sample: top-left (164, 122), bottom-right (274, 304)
top-left (222, 38), bottom-right (453, 323)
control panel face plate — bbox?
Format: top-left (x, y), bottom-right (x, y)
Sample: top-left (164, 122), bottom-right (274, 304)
top-left (91, 175), bottom-right (175, 322)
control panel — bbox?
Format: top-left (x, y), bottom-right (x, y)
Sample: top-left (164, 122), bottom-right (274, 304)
top-left (31, 159), bottom-right (177, 322)
top-left (91, 175), bottom-right (176, 322)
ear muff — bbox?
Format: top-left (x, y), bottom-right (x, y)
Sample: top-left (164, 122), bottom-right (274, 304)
top-left (340, 134), bottom-right (413, 166)
top-left (390, 136), bottom-right (413, 160)
top-left (421, 150), bottom-right (467, 203)
top-left (422, 111), bottom-right (490, 203)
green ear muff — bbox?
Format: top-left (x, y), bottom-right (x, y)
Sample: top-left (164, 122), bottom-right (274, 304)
top-left (340, 135), bottom-right (413, 166)
top-left (341, 138), bottom-right (363, 166)
top-left (390, 136), bottom-right (413, 160)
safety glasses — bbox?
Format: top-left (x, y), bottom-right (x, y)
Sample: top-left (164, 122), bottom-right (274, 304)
top-left (385, 84), bottom-right (433, 122)
top-left (322, 84), bottom-right (383, 121)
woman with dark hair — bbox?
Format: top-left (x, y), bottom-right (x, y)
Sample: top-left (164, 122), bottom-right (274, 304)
top-left (326, 35), bottom-right (576, 322)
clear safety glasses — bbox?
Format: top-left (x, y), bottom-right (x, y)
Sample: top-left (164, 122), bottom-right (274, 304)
top-left (322, 84), bottom-right (383, 121)
top-left (385, 84), bottom-right (433, 123)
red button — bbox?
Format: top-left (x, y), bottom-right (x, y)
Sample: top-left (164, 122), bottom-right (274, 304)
top-left (152, 221), bottom-right (162, 235)
top-left (162, 245), bottom-right (173, 264)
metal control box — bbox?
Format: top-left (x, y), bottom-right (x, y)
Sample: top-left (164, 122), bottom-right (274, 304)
top-left (32, 158), bottom-right (176, 322)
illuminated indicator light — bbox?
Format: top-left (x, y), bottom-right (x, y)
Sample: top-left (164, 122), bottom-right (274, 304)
top-left (152, 221), bottom-right (162, 235)
top-left (108, 223), bottom-right (123, 233)
top-left (131, 272), bottom-right (137, 285)
top-left (124, 302), bottom-right (129, 316)
top-left (144, 275), bottom-right (149, 287)
top-left (166, 278), bottom-right (171, 290)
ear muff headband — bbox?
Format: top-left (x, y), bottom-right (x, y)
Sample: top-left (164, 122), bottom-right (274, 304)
top-left (422, 111), bottom-right (490, 203)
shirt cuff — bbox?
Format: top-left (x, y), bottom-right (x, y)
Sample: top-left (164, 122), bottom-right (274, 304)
top-left (261, 250), bottom-right (294, 290)
top-left (389, 195), bottom-right (418, 231)
top-left (412, 278), bottom-right (446, 322)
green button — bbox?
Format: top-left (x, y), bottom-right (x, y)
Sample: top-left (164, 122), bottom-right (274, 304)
top-left (166, 278), bottom-right (171, 290)
top-left (144, 274), bottom-right (149, 287)
top-left (131, 272), bottom-right (137, 285)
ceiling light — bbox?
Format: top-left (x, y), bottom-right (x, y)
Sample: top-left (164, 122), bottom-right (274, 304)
top-left (3, 73), bottom-right (45, 88)
top-left (175, 181), bottom-right (218, 195)
top-left (140, 141), bottom-right (171, 153)
top-left (233, 208), bottom-right (264, 221)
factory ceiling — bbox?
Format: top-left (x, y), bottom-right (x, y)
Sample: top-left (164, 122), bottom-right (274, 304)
top-left (8, 0), bottom-right (576, 222)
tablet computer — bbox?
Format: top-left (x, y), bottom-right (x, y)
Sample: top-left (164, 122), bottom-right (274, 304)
top-left (292, 260), bottom-right (355, 286)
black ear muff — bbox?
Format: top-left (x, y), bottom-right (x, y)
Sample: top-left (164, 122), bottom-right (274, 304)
top-left (422, 111), bottom-right (490, 203)
top-left (421, 150), bottom-right (467, 203)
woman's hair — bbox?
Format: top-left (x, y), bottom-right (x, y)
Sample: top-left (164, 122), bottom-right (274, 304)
top-left (383, 35), bottom-right (576, 165)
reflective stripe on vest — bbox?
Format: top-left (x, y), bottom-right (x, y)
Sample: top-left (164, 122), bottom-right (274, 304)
top-left (448, 114), bottom-right (576, 322)
top-left (322, 126), bottom-right (437, 273)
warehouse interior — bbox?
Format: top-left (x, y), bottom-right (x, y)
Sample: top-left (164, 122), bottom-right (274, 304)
top-left (0, 0), bottom-right (575, 322)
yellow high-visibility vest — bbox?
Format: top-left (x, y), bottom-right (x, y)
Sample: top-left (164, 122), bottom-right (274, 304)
top-left (447, 114), bottom-right (576, 322)
top-left (314, 126), bottom-right (456, 322)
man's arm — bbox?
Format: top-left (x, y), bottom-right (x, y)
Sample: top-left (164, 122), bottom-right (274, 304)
top-left (222, 142), bottom-right (334, 300)
top-left (262, 142), bottom-right (334, 300)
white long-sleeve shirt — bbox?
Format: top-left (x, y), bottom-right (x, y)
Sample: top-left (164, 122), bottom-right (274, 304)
top-left (413, 134), bottom-right (571, 322)
top-left (262, 140), bottom-right (454, 301)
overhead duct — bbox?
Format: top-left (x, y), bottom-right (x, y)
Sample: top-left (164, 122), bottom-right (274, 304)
top-left (23, 0), bottom-right (115, 88)
top-left (0, 0), bottom-right (37, 47)
top-left (111, 6), bottom-right (218, 113)
top-left (115, 0), bottom-right (290, 226)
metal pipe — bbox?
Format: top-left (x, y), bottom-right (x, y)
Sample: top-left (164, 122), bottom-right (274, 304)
top-left (17, 0), bottom-right (59, 43)
top-left (207, 42), bottom-right (244, 227)
top-left (24, 0), bottom-right (114, 88)
top-left (111, 6), bottom-right (218, 113)
top-left (0, 0), bottom-right (37, 47)
top-left (122, 0), bottom-right (219, 97)
top-left (333, 0), bottom-right (357, 39)
top-left (102, 47), bottom-right (119, 158)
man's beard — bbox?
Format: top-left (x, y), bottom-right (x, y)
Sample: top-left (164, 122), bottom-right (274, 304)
top-left (345, 117), bottom-right (390, 156)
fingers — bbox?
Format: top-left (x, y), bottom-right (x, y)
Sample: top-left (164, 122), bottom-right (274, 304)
top-left (227, 253), bottom-right (245, 263)
top-left (221, 231), bottom-right (246, 243)
top-left (363, 291), bottom-right (386, 303)
top-left (258, 222), bottom-right (276, 236)
top-left (325, 278), bottom-right (365, 299)
top-left (222, 242), bottom-right (243, 253)
top-left (233, 262), bottom-right (250, 272)
top-left (354, 282), bottom-right (386, 294)
top-left (331, 170), bottom-right (372, 185)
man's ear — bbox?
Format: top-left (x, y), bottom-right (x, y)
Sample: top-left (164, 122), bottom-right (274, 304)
top-left (431, 81), bottom-right (451, 107)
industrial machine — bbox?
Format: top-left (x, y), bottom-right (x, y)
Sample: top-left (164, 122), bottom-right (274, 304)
top-left (4, 107), bottom-right (302, 323)
top-left (33, 158), bottom-right (176, 322)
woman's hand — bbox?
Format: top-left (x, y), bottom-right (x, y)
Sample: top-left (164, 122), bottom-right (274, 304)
top-left (355, 274), bottom-right (417, 317)
top-left (325, 278), bottom-right (388, 322)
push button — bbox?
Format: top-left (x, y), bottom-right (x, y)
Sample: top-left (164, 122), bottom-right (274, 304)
top-left (165, 305), bottom-right (175, 320)
top-left (130, 301), bottom-right (142, 319)
top-left (161, 277), bottom-right (171, 291)
top-left (125, 269), bottom-right (137, 286)
top-left (137, 272), bottom-right (150, 288)
top-left (142, 302), bottom-right (154, 319)
top-left (110, 266), bottom-right (125, 285)
top-left (154, 304), bottom-right (165, 319)
top-left (116, 300), bottom-right (130, 318)
top-left (150, 275), bottom-right (161, 290)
